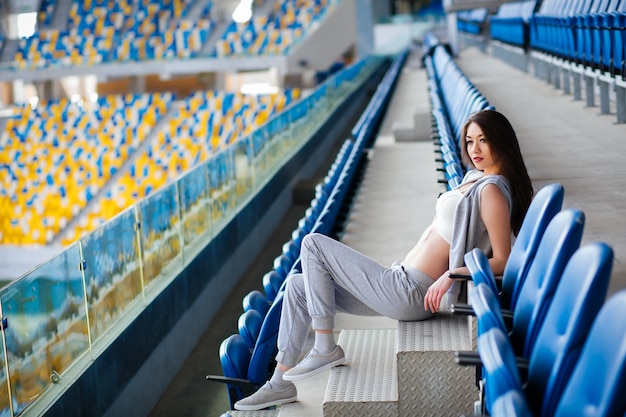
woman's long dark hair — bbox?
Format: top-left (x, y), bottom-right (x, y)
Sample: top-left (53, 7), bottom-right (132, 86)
top-left (460, 109), bottom-right (533, 236)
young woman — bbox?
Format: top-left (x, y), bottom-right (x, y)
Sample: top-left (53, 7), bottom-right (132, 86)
top-left (234, 109), bottom-right (534, 411)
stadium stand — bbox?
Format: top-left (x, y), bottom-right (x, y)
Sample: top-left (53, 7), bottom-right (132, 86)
top-left (460, 0), bottom-right (626, 124)
top-left (61, 89), bottom-right (299, 245)
top-left (0, 92), bottom-right (174, 245)
top-left (12, 0), bottom-right (214, 69)
top-left (1, 1), bottom-right (626, 416)
top-left (214, 0), bottom-right (336, 56)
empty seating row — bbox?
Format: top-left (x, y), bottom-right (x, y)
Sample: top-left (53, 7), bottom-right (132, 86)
top-left (489, 0), bottom-right (538, 48)
top-left (213, 0), bottom-right (335, 57)
top-left (0, 92), bottom-right (174, 245)
top-left (466, 0), bottom-right (626, 124)
top-left (12, 0), bottom-right (213, 69)
top-left (457, 8), bottom-right (489, 35)
top-left (527, 0), bottom-right (626, 123)
top-left (62, 89), bottom-right (299, 246)
top-left (451, 182), bottom-right (625, 416)
top-left (422, 35), bottom-right (492, 189)
top-left (206, 52), bottom-right (406, 412)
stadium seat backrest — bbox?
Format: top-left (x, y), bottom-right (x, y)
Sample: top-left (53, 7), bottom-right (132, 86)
top-left (501, 183), bottom-right (564, 310)
top-left (465, 248), bottom-right (499, 297)
top-left (469, 283), bottom-right (507, 337)
top-left (247, 290), bottom-right (284, 385)
top-left (511, 208), bottom-right (585, 358)
top-left (219, 334), bottom-right (252, 408)
top-left (526, 243), bottom-right (613, 417)
top-left (242, 290), bottom-right (270, 317)
top-left (238, 309), bottom-right (264, 350)
top-left (491, 390), bottom-right (533, 417)
top-left (554, 290), bottom-right (626, 417)
top-left (478, 327), bottom-right (525, 414)
top-left (262, 270), bottom-right (283, 302)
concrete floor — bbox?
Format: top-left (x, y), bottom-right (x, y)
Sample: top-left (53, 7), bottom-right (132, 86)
top-left (148, 42), bottom-right (626, 417)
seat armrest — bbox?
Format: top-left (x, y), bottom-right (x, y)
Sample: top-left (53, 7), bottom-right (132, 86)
top-left (449, 273), bottom-right (471, 280)
top-left (453, 352), bottom-right (530, 371)
top-left (500, 308), bottom-right (514, 320)
top-left (455, 351), bottom-right (483, 366)
top-left (451, 303), bottom-right (475, 316)
top-left (205, 374), bottom-right (256, 389)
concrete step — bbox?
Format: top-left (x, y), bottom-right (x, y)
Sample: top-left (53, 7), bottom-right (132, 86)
top-left (396, 315), bottom-right (477, 417)
top-left (323, 315), bottom-right (478, 417)
top-left (324, 328), bottom-right (398, 417)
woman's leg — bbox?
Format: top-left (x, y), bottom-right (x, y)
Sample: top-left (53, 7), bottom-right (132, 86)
top-left (281, 233), bottom-right (434, 382)
top-left (300, 233), bottom-right (434, 325)
top-left (234, 273), bottom-right (308, 411)
top-left (235, 233), bottom-right (434, 410)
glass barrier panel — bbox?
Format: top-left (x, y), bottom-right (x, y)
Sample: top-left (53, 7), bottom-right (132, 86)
top-left (178, 163), bottom-right (212, 247)
top-left (208, 150), bottom-right (235, 233)
top-left (232, 137), bottom-right (255, 204)
top-left (250, 129), bottom-right (270, 186)
top-left (0, 244), bottom-right (87, 415)
top-left (138, 182), bottom-right (183, 287)
top-left (80, 208), bottom-right (142, 343)
top-left (0, 330), bottom-right (9, 417)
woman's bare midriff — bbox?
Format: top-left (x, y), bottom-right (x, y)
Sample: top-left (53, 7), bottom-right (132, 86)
top-left (402, 226), bottom-right (451, 282)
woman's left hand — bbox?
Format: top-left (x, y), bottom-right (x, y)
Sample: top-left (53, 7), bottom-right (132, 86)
top-left (424, 271), bottom-right (454, 313)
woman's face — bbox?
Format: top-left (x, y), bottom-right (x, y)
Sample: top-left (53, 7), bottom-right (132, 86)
top-left (465, 122), bottom-right (500, 175)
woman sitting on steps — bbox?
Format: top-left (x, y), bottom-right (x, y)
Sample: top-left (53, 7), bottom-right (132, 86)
top-left (234, 109), bottom-right (534, 411)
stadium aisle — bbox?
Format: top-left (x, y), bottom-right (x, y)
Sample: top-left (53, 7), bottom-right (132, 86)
top-left (456, 45), bottom-right (626, 297)
top-left (278, 47), bottom-right (443, 417)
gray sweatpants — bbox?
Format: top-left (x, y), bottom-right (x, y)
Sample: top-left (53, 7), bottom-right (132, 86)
top-left (275, 233), bottom-right (435, 367)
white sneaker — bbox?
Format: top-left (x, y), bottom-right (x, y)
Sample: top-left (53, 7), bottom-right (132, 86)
top-left (234, 381), bottom-right (297, 411)
top-left (283, 346), bottom-right (346, 382)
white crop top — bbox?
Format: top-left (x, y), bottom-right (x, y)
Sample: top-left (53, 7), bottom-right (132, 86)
top-left (432, 188), bottom-right (463, 244)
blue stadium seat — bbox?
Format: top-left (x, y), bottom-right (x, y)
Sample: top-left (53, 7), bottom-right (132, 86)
top-left (463, 208), bottom-right (585, 355)
top-left (490, 390), bottom-right (533, 417)
top-left (509, 208), bottom-right (584, 357)
top-left (477, 327), bottom-right (525, 414)
top-left (469, 283), bottom-right (508, 338)
top-left (212, 334), bottom-right (255, 409)
top-left (501, 183), bottom-right (564, 309)
top-left (552, 289), bottom-right (626, 417)
top-left (524, 243), bottom-right (613, 417)
top-left (486, 289), bottom-right (626, 417)
top-left (242, 290), bottom-right (270, 317)
top-left (472, 242), bottom-right (613, 416)
top-left (273, 253), bottom-right (294, 279)
top-left (262, 270), bottom-right (283, 303)
top-left (238, 309), bottom-right (264, 350)
top-left (208, 291), bottom-right (285, 408)
top-left (246, 290), bottom-right (285, 386)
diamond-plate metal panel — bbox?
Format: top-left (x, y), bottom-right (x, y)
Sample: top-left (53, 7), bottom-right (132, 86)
top-left (397, 314), bottom-right (472, 351)
top-left (324, 402), bottom-right (398, 417)
top-left (397, 351), bottom-right (477, 417)
top-left (323, 329), bottom-right (398, 417)
top-left (229, 410), bottom-right (279, 417)
top-left (396, 315), bottom-right (477, 417)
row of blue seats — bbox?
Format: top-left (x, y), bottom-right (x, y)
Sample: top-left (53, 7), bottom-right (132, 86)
top-left (450, 183), bottom-right (625, 416)
top-left (206, 51), bottom-right (408, 411)
top-left (421, 33), bottom-right (625, 414)
top-left (457, 8), bottom-right (489, 35)
top-left (485, 0), bottom-right (626, 79)
top-left (489, 0), bottom-right (537, 48)
top-left (422, 33), bottom-right (492, 189)
top-left (529, 0), bottom-right (626, 77)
